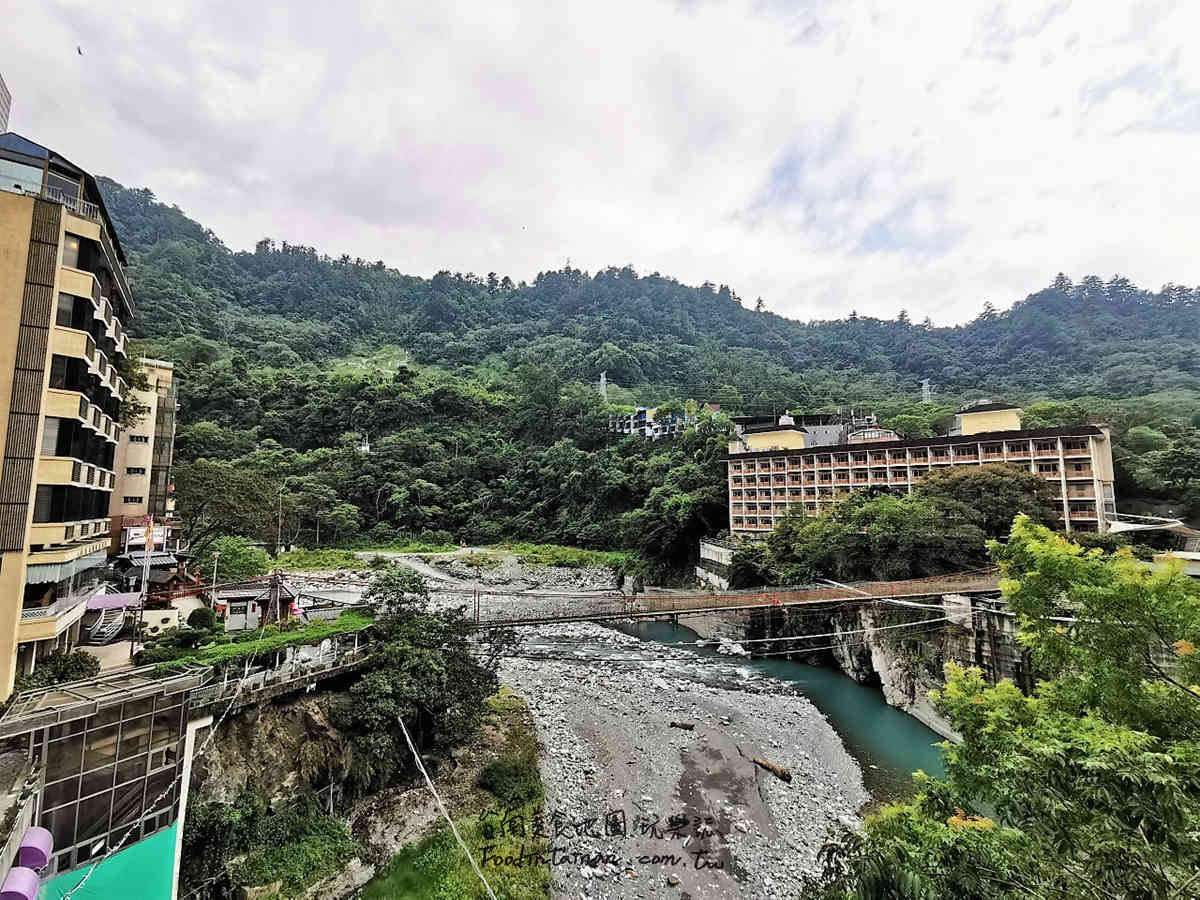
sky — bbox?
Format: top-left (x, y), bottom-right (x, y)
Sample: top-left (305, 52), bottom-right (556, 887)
top-left (3, 0), bottom-right (1199, 324)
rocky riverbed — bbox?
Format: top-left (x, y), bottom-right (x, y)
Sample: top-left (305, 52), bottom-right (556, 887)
top-left (501, 623), bottom-right (867, 899)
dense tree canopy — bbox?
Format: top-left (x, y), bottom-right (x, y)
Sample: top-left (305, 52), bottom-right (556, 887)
top-left (95, 178), bottom-right (1200, 570)
top-left (807, 519), bottom-right (1200, 899)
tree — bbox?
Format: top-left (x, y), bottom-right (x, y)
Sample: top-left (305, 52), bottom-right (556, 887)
top-left (331, 567), bottom-right (517, 795)
top-left (913, 464), bottom-right (1059, 539)
top-left (194, 536), bottom-right (270, 581)
top-left (754, 297), bottom-right (766, 313)
top-left (806, 519), bottom-right (1200, 898)
top-left (174, 461), bottom-right (276, 556)
top-left (765, 492), bottom-right (989, 582)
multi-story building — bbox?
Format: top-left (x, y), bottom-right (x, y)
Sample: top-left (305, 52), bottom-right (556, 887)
top-left (610, 403), bottom-right (719, 440)
top-left (0, 73), bottom-right (11, 133)
top-left (726, 402), bottom-right (1117, 538)
top-left (109, 358), bottom-right (183, 555)
top-left (0, 132), bottom-right (134, 694)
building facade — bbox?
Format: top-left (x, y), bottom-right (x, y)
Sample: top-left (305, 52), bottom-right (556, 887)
top-left (0, 73), bottom-right (11, 134)
top-left (109, 358), bottom-right (182, 554)
top-left (0, 132), bottom-right (134, 695)
top-left (726, 412), bottom-right (1117, 538)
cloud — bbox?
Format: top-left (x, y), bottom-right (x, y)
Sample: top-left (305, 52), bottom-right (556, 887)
top-left (1, 0), bottom-right (1198, 324)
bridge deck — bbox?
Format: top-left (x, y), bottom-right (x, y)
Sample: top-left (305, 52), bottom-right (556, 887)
top-left (469, 572), bottom-right (1001, 628)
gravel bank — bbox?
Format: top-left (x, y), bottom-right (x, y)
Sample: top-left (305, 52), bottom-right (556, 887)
top-left (500, 623), bottom-right (867, 899)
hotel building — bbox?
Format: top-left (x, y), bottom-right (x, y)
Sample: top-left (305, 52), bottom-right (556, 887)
top-left (0, 132), bottom-right (134, 695)
top-left (726, 403), bottom-right (1117, 538)
top-left (109, 358), bottom-right (182, 555)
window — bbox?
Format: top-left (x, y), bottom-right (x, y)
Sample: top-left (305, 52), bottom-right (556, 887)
top-left (56, 292), bottom-right (76, 327)
top-left (45, 172), bottom-right (81, 201)
top-left (128, 435), bottom-right (150, 444)
top-left (41, 417), bottom-right (61, 456)
top-left (62, 234), bottom-right (80, 269)
top-left (125, 467), bottom-right (146, 476)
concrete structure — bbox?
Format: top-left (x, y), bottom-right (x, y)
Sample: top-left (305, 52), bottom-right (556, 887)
top-left (610, 403), bottom-right (718, 440)
top-left (949, 400), bottom-right (1023, 436)
top-left (0, 74), bottom-right (10, 134)
top-left (109, 358), bottom-right (182, 554)
top-left (695, 540), bottom-right (734, 590)
top-left (725, 416), bottom-right (1117, 538)
top-left (0, 132), bottom-right (135, 696)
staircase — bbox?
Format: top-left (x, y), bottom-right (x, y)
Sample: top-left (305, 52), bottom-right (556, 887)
top-left (87, 607), bottom-right (126, 645)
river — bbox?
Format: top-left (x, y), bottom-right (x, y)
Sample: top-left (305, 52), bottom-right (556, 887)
top-left (613, 620), bottom-right (946, 804)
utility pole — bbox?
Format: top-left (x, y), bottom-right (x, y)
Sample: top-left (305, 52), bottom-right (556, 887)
top-left (599, 370), bottom-right (607, 402)
top-left (276, 487), bottom-right (284, 555)
top-left (131, 515), bottom-right (153, 659)
top-left (210, 551), bottom-right (221, 609)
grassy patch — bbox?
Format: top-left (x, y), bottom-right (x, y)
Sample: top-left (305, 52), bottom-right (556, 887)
top-left (237, 811), bottom-right (358, 898)
top-left (363, 686), bottom-right (549, 900)
top-left (149, 610), bottom-right (373, 675)
top-left (487, 542), bottom-right (638, 570)
top-left (275, 548), bottom-right (363, 570)
top-left (458, 553), bottom-right (504, 570)
top-left (366, 539), bottom-right (459, 554)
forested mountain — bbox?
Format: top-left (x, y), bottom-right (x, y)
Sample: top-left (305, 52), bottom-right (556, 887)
top-left (95, 179), bottom-right (1200, 562)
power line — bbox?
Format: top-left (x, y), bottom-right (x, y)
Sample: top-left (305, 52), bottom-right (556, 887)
top-left (397, 715), bottom-right (498, 900)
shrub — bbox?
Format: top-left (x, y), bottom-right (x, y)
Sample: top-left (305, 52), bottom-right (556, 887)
top-left (13, 650), bottom-right (101, 694)
top-left (187, 607), bottom-right (217, 631)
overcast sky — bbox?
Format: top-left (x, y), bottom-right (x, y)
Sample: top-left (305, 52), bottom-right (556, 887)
top-left (4, 1), bottom-right (1198, 324)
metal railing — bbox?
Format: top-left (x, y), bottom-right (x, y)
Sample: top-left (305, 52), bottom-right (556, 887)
top-left (40, 185), bottom-right (101, 222)
top-left (20, 591), bottom-right (90, 621)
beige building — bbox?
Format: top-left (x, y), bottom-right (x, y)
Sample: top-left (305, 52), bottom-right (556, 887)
top-left (727, 408), bottom-right (1117, 539)
top-left (0, 132), bottom-right (135, 696)
top-left (109, 358), bottom-right (181, 553)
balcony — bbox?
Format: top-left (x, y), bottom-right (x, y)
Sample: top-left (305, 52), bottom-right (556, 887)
top-left (1006, 444), bottom-right (1031, 458)
top-left (27, 518), bottom-right (110, 547)
top-left (1062, 444), bottom-right (1090, 457)
top-left (1034, 448), bottom-right (1058, 457)
top-left (18, 592), bottom-right (91, 642)
top-left (1065, 468), bottom-right (1094, 479)
top-left (51, 325), bottom-right (93, 362)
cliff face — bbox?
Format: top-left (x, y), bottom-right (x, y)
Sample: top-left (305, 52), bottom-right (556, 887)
top-left (191, 695), bottom-right (351, 806)
top-left (825, 608), bottom-right (961, 741)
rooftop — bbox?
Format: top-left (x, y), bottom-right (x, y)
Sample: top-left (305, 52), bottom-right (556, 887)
top-left (723, 424), bottom-right (1105, 460)
top-left (0, 665), bottom-right (208, 740)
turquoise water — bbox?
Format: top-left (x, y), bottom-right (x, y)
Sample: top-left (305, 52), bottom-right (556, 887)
top-left (617, 620), bottom-right (946, 803)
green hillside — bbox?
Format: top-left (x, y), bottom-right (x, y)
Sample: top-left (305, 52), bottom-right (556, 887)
top-left (96, 179), bottom-right (1200, 564)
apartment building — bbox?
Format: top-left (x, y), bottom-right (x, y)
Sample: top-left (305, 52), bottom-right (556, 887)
top-left (0, 73), bottom-right (11, 133)
top-left (0, 132), bottom-right (134, 696)
top-left (610, 403), bottom-right (719, 440)
top-left (726, 402), bottom-right (1117, 538)
top-left (109, 358), bottom-right (183, 555)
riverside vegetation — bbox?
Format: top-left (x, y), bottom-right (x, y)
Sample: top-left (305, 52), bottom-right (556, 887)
top-left (805, 517), bottom-right (1200, 899)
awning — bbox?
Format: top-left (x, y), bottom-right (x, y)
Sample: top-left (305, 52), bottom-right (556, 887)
top-left (87, 592), bottom-right (141, 611)
top-left (25, 550), bottom-right (108, 585)
top-left (117, 552), bottom-right (178, 568)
